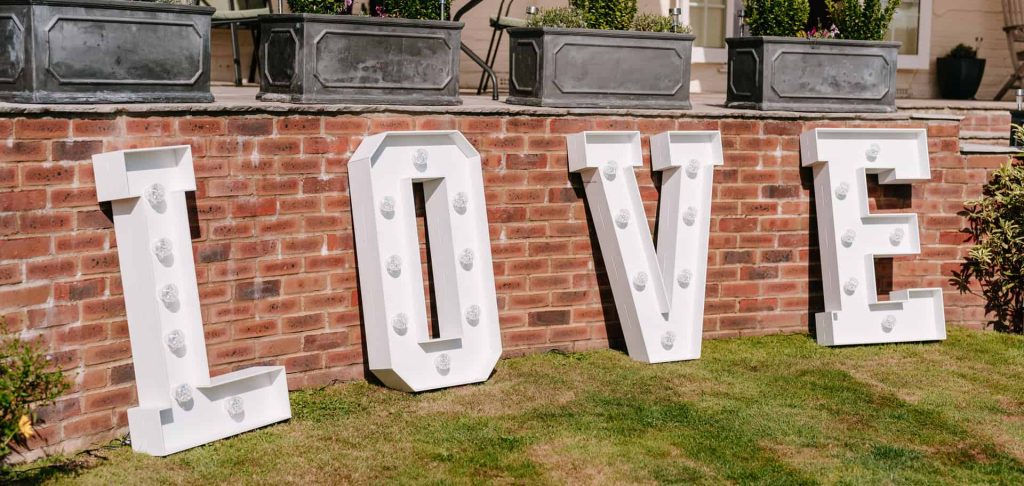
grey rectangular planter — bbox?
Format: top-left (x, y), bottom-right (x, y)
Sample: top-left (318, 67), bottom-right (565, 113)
top-left (726, 36), bottom-right (899, 113)
top-left (258, 14), bottom-right (462, 105)
top-left (0, 0), bottom-right (214, 104)
top-left (506, 27), bottom-right (695, 110)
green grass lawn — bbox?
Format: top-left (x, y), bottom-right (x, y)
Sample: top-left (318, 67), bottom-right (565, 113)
top-left (9, 327), bottom-right (1024, 485)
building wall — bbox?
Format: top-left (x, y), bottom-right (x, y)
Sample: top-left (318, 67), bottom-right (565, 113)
top-left (0, 108), bottom-right (992, 458)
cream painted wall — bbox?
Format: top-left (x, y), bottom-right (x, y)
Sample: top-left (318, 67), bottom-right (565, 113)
top-left (210, 0), bottom-right (1013, 101)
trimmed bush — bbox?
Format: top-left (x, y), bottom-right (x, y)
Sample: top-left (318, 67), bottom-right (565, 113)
top-left (743, 0), bottom-right (811, 37)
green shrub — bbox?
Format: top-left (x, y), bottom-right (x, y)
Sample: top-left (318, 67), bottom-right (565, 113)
top-left (825, 0), bottom-right (901, 41)
top-left (947, 39), bottom-right (982, 59)
top-left (288, 0), bottom-right (354, 15)
top-left (743, 0), bottom-right (810, 37)
top-left (630, 13), bottom-right (690, 33)
top-left (953, 139), bottom-right (1024, 333)
top-left (1, 324), bottom-right (68, 465)
top-left (370, 0), bottom-right (449, 20)
top-left (569, 0), bottom-right (637, 31)
top-left (528, 6), bottom-right (588, 29)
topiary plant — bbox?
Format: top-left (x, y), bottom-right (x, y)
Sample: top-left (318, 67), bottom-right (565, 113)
top-left (825, 0), bottom-right (901, 41)
top-left (569, 0), bottom-right (637, 31)
top-left (528, 6), bottom-right (588, 29)
top-left (1, 323), bottom-right (68, 466)
top-left (952, 139), bottom-right (1024, 333)
top-left (630, 13), bottom-right (690, 33)
top-left (743, 0), bottom-right (811, 37)
top-left (287, 0), bottom-right (354, 15)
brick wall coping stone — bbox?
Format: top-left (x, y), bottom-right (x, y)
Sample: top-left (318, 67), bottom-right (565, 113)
top-left (0, 90), bottom-right (942, 121)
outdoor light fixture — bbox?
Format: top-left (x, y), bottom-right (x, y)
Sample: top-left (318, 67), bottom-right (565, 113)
top-left (93, 146), bottom-right (291, 456)
top-left (567, 131), bottom-right (724, 363)
top-left (349, 131), bottom-right (502, 392)
top-left (801, 129), bottom-right (946, 346)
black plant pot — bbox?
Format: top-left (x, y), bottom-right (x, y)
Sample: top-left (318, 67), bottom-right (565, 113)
top-left (936, 57), bottom-right (986, 100)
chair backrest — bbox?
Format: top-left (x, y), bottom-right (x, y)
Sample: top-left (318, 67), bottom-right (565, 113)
top-left (1005, 0), bottom-right (1024, 28)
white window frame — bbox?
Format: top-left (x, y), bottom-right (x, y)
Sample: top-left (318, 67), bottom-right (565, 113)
top-left (678, 0), bottom-right (932, 69)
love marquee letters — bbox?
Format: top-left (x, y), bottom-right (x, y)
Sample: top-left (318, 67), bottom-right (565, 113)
top-left (348, 131), bottom-right (503, 392)
top-left (90, 127), bottom-right (948, 454)
top-left (801, 128), bottom-right (946, 346)
top-left (93, 146), bottom-right (291, 456)
top-left (567, 131), bottom-right (723, 362)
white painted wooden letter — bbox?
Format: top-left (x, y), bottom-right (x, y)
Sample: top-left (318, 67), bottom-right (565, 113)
top-left (349, 131), bottom-right (502, 392)
top-left (567, 131), bottom-right (722, 362)
top-left (801, 128), bottom-right (946, 346)
top-left (93, 146), bottom-right (291, 456)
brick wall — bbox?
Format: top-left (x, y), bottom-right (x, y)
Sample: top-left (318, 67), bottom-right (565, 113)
top-left (0, 110), bottom-right (995, 458)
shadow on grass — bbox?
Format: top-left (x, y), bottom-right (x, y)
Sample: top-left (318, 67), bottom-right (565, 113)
top-left (2, 437), bottom-right (127, 485)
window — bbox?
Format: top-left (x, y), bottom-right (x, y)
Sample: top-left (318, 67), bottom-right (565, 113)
top-left (683, 0), bottom-right (931, 69)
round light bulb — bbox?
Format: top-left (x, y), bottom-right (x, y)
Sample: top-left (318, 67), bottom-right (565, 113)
top-left (465, 305), bottom-right (481, 326)
top-left (159, 284), bottom-right (179, 307)
top-left (890, 228), bottom-right (905, 246)
top-left (452, 192), bottom-right (468, 214)
top-left (145, 183), bottom-right (166, 207)
top-left (866, 143), bottom-right (881, 161)
top-left (882, 315), bottom-right (897, 333)
top-left (615, 209), bottom-right (630, 229)
top-left (379, 196), bottom-right (396, 218)
top-left (391, 313), bottom-right (409, 335)
top-left (225, 396), bottom-right (244, 416)
top-left (834, 182), bottom-right (850, 200)
top-left (685, 159), bottom-right (700, 178)
top-left (152, 238), bottom-right (173, 261)
top-left (682, 206), bottom-right (698, 226)
top-left (633, 271), bottom-right (649, 291)
top-left (435, 353), bottom-right (451, 373)
top-left (841, 229), bottom-right (857, 247)
top-left (459, 248), bottom-right (475, 270)
top-left (385, 255), bottom-right (402, 277)
top-left (603, 160), bottom-right (618, 180)
top-left (844, 278), bottom-right (859, 295)
top-left (677, 269), bottom-right (693, 288)
top-left (661, 330), bottom-right (676, 350)
top-left (165, 329), bottom-right (186, 354)
top-left (412, 148), bottom-right (429, 171)
top-left (172, 383), bottom-right (193, 405)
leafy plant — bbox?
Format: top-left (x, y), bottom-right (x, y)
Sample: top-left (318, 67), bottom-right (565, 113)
top-left (825, 0), bottom-right (901, 41)
top-left (630, 13), bottom-right (690, 33)
top-left (953, 136), bottom-right (1024, 333)
top-left (946, 38), bottom-right (983, 59)
top-left (369, 0), bottom-right (450, 20)
top-left (1, 324), bottom-right (68, 465)
top-left (743, 0), bottom-right (811, 37)
top-left (569, 0), bottom-right (637, 31)
top-left (287, 0), bottom-right (354, 15)
top-left (528, 6), bottom-right (588, 29)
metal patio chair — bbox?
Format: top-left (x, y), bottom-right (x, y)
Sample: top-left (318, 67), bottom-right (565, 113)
top-left (997, 0), bottom-right (1024, 100)
top-left (202, 0), bottom-right (272, 86)
top-left (476, 0), bottom-right (526, 95)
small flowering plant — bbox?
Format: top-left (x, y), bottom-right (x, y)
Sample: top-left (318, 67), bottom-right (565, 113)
top-left (799, 23), bottom-right (840, 39)
top-left (1, 323), bottom-right (68, 466)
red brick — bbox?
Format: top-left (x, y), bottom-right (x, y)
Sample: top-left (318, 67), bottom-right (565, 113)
top-left (0, 188), bottom-right (47, 210)
top-left (15, 118), bottom-right (70, 139)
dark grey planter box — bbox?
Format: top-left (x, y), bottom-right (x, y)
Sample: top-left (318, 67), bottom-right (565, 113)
top-left (506, 27), bottom-right (695, 110)
top-left (726, 36), bottom-right (899, 113)
top-left (258, 14), bottom-right (462, 105)
top-left (0, 0), bottom-right (213, 104)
